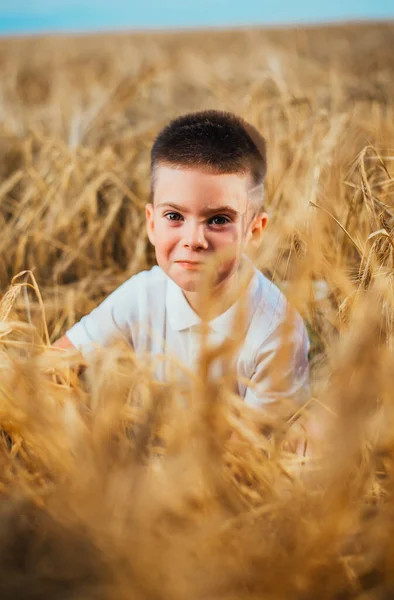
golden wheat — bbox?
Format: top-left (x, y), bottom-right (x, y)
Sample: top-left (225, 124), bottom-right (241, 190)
top-left (0, 22), bottom-right (393, 600)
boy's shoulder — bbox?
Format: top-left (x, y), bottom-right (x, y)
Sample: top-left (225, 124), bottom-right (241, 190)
top-left (250, 268), bottom-right (306, 340)
top-left (253, 269), bottom-right (287, 319)
top-left (106, 265), bottom-right (168, 317)
top-left (119, 265), bottom-right (167, 294)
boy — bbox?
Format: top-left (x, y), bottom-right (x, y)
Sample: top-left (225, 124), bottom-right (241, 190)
top-left (55, 110), bottom-right (309, 410)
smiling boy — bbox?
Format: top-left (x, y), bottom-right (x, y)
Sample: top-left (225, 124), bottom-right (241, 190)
top-left (56, 110), bottom-right (309, 409)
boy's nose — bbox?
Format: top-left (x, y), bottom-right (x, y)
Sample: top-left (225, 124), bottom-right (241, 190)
top-left (183, 222), bottom-right (208, 251)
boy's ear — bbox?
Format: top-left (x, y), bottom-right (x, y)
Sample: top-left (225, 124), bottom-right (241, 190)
top-left (247, 212), bottom-right (268, 248)
top-left (145, 203), bottom-right (156, 246)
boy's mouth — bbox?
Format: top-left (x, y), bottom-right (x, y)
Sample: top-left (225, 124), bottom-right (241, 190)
top-left (175, 261), bottom-right (203, 270)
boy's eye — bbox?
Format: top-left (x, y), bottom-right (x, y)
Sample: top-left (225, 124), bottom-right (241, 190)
top-left (164, 211), bottom-right (183, 222)
top-left (209, 215), bottom-right (231, 226)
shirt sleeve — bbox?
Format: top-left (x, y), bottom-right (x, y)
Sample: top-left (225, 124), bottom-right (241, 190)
top-left (243, 312), bottom-right (310, 410)
top-left (65, 278), bottom-right (134, 354)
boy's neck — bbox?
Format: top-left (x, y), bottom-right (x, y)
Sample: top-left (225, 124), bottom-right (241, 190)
top-left (182, 260), bottom-right (254, 321)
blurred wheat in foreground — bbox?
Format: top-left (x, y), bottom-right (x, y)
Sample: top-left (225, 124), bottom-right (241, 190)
top-left (0, 21), bottom-right (393, 600)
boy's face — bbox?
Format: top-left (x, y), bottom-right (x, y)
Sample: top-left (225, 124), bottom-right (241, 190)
top-left (146, 165), bottom-right (267, 295)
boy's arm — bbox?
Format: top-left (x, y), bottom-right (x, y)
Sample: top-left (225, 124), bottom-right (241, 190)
top-left (243, 319), bottom-right (310, 455)
top-left (243, 316), bottom-right (310, 410)
top-left (52, 335), bottom-right (86, 376)
top-left (61, 277), bottom-right (136, 354)
top-left (53, 335), bottom-right (75, 350)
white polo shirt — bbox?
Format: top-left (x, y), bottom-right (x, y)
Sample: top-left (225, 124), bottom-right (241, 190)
top-left (66, 265), bottom-right (310, 409)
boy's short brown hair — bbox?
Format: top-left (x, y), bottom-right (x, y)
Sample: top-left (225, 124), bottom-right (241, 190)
top-left (150, 110), bottom-right (267, 206)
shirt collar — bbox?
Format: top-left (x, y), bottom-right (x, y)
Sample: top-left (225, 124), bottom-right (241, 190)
top-left (166, 276), bottom-right (201, 331)
top-left (165, 267), bottom-right (261, 339)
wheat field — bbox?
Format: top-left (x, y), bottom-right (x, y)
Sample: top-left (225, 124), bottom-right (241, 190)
top-left (0, 22), bottom-right (393, 599)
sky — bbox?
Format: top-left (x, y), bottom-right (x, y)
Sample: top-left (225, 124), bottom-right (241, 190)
top-left (0, 0), bottom-right (393, 36)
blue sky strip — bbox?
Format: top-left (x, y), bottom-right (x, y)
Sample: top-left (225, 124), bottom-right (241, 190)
top-left (0, 0), bottom-right (393, 35)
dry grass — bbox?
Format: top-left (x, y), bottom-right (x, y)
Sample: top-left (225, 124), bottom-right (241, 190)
top-left (0, 21), bottom-right (393, 599)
